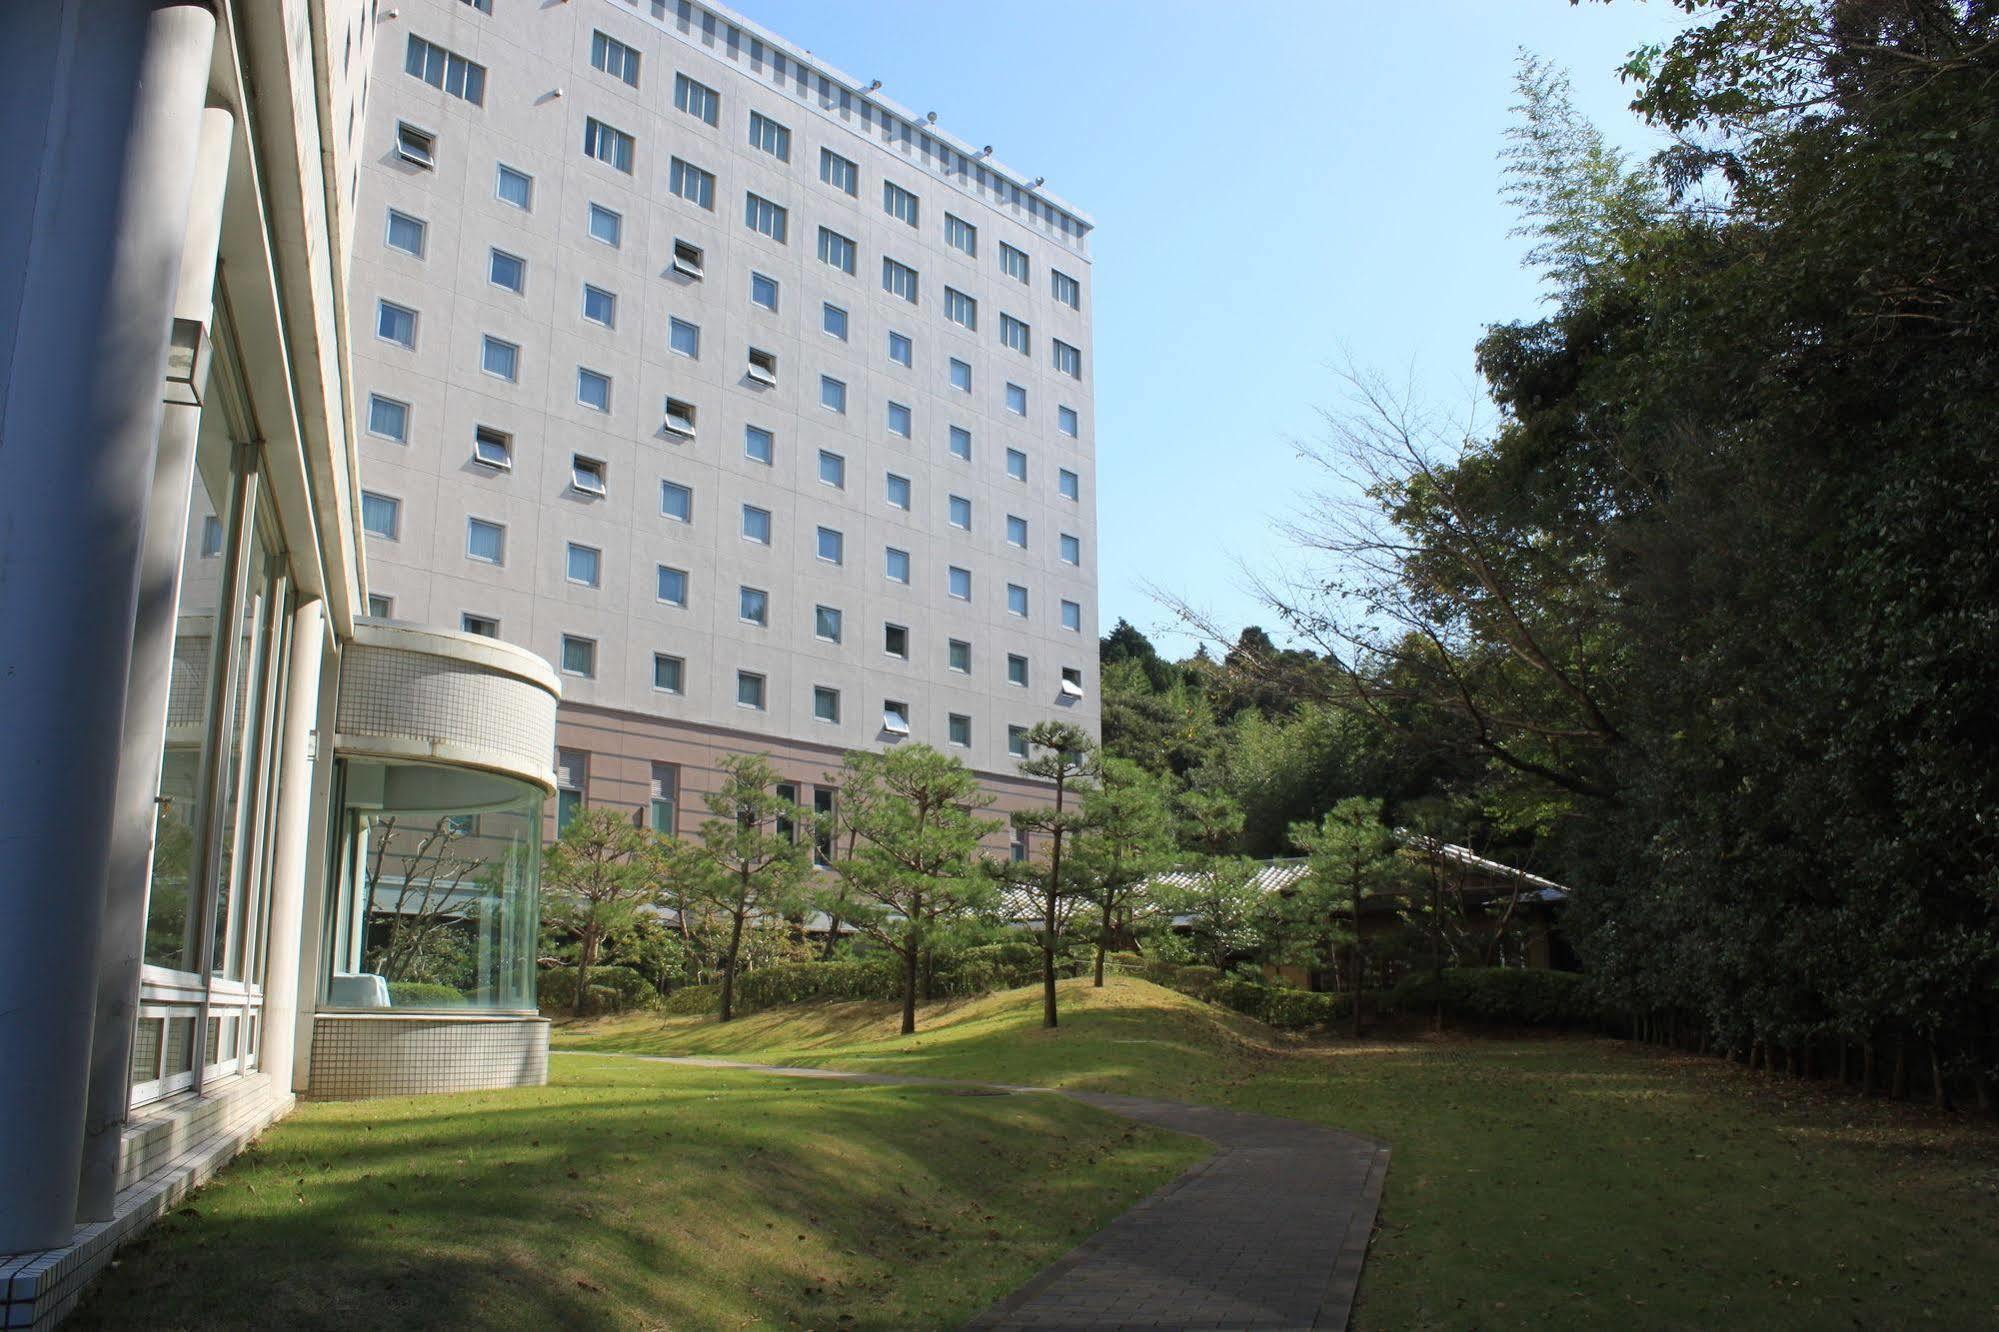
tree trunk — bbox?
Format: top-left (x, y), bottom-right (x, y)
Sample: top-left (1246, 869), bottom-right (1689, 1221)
top-left (1862, 1039), bottom-right (1877, 1095)
top-left (1094, 900), bottom-right (1112, 987)
top-left (900, 938), bottom-right (918, 1035)
top-left (719, 902), bottom-right (747, 1023)
top-left (1891, 1037), bottom-right (1909, 1100)
top-left (1042, 887), bottom-right (1059, 1029)
top-left (1930, 1040), bottom-right (1950, 1111)
top-left (573, 931), bottom-right (599, 1019)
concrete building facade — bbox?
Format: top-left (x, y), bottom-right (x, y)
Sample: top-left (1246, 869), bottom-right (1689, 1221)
top-left (351, 0), bottom-right (1100, 831)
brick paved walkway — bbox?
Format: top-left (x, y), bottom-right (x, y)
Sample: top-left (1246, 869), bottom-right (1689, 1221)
top-left (570, 1054), bottom-right (1389, 1331)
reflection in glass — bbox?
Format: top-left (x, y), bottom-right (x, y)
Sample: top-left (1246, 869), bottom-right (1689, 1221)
top-left (326, 761), bottom-right (543, 1010)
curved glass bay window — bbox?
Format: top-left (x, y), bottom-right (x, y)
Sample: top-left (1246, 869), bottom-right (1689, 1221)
top-left (324, 761), bottom-right (542, 1011)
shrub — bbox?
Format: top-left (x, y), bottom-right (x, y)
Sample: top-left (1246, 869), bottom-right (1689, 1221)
top-left (1389, 967), bottom-right (1592, 1027)
top-left (1210, 978), bottom-right (1351, 1030)
top-left (659, 984), bottom-right (718, 1016)
top-left (388, 981), bottom-right (465, 1008)
top-left (538, 965), bottom-right (660, 1015)
top-left (734, 958), bottom-right (901, 1011)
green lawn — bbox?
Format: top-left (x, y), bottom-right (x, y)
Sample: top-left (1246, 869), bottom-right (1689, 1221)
top-left (560, 977), bottom-right (1999, 1330)
top-left (70, 1055), bottom-right (1203, 1331)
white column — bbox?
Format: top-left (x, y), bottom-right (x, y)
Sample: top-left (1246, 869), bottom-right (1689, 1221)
top-left (0, 0), bottom-right (217, 1255)
top-left (257, 600), bottom-right (327, 1098)
top-left (77, 101), bottom-right (237, 1225)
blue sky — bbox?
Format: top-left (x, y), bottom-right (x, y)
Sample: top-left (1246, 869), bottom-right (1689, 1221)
top-left (739, 0), bottom-right (1694, 655)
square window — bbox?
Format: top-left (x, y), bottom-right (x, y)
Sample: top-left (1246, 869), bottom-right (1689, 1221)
top-left (948, 639), bottom-right (972, 674)
top-left (583, 116), bottom-right (635, 173)
top-left (887, 402), bottom-right (912, 438)
top-left (376, 300), bottom-right (416, 348)
top-left (1007, 654), bottom-right (1029, 687)
top-left (481, 335), bottom-right (518, 381)
top-left (884, 624), bottom-right (909, 659)
top-left (1059, 468), bottom-right (1080, 500)
top-left (660, 481), bottom-right (692, 522)
top-left (1059, 405), bottom-right (1080, 437)
top-left (883, 180), bottom-right (919, 226)
top-left (744, 191), bottom-right (788, 243)
top-left (1061, 666), bottom-right (1086, 698)
top-left (885, 472), bottom-right (911, 509)
top-left (1000, 312), bottom-right (1031, 355)
top-left (744, 425), bottom-right (775, 465)
top-left (949, 358), bottom-right (972, 392)
top-left (368, 394), bottom-right (409, 442)
top-left (583, 284), bottom-right (617, 327)
top-left (1054, 340), bottom-right (1083, 379)
top-left (748, 111), bottom-right (790, 161)
top-left (663, 397), bottom-right (698, 437)
top-left (948, 714), bottom-right (972, 748)
top-left (882, 256), bottom-right (919, 303)
top-left (489, 248), bottom-right (525, 293)
top-left (672, 238), bottom-right (704, 277)
top-left (496, 164), bottom-right (533, 209)
top-left (815, 605), bottom-right (843, 642)
top-left (669, 318), bottom-right (700, 357)
top-left (1052, 269), bottom-right (1081, 309)
top-left (750, 272), bottom-right (779, 311)
top-left (1006, 383), bottom-right (1028, 415)
top-left (1006, 448), bottom-right (1028, 481)
top-left (385, 209), bottom-right (426, 257)
top-left (1061, 599), bottom-right (1082, 631)
top-left (736, 671), bottom-right (766, 710)
top-left (823, 302), bottom-right (849, 340)
top-left (739, 585), bottom-right (768, 625)
top-left (1007, 514), bottom-right (1028, 547)
top-left (888, 331), bottom-right (913, 367)
top-left (817, 226), bottom-right (857, 275)
top-left (948, 566), bottom-right (971, 600)
top-left (882, 700), bottom-right (910, 735)
top-left (669, 156), bottom-right (715, 209)
top-left (1000, 242), bottom-right (1030, 284)
top-left (943, 286), bottom-right (977, 331)
top-left (656, 564), bottom-right (688, 605)
top-left (944, 213), bottom-right (977, 257)
top-left (820, 147), bottom-right (859, 196)
top-left (395, 122), bottom-right (436, 168)
top-left (741, 504), bottom-right (772, 544)
top-left (577, 367), bottom-right (611, 411)
top-left (816, 527), bottom-right (844, 565)
top-left (818, 449), bottom-right (845, 488)
top-left (361, 491), bottom-right (400, 539)
top-left (463, 613), bottom-right (499, 637)
top-left (654, 653), bottom-right (685, 693)
top-left (820, 376), bottom-right (847, 413)
top-left (1008, 726), bottom-right (1030, 759)
top-left (571, 455), bottom-right (607, 495)
top-left (885, 547), bottom-right (910, 584)
top-left (467, 518), bottom-right (505, 563)
top-left (587, 203), bottom-right (622, 248)
top-left (948, 495), bottom-right (972, 529)
top-left (675, 73), bottom-right (720, 125)
top-left (814, 686), bottom-right (841, 723)
top-left (199, 515), bottom-right (223, 557)
top-left (561, 635), bottom-right (596, 677)
top-left (473, 425), bottom-right (511, 468)
top-left (366, 593), bottom-right (393, 618)
top-left (949, 426), bottom-right (972, 460)
top-left (567, 543), bottom-right (601, 586)
top-left (1061, 533), bottom-right (1081, 564)
top-left (1007, 583), bottom-right (1029, 617)
top-left (747, 346), bottom-right (778, 385)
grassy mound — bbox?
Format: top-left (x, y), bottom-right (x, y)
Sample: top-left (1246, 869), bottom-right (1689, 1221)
top-left (563, 976), bottom-right (1999, 1330)
top-left (70, 1057), bottom-right (1203, 1331)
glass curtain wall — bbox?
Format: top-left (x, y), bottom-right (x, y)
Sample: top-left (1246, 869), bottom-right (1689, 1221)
top-left (131, 404), bottom-right (294, 1105)
top-left (323, 761), bottom-right (542, 1011)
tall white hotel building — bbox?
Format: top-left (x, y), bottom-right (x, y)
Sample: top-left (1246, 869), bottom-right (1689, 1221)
top-left (355, 0), bottom-right (1098, 835)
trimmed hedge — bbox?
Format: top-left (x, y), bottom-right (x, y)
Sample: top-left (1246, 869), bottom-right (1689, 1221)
top-left (388, 981), bottom-right (465, 1008)
top-left (735, 959), bottom-right (900, 1010)
top-left (660, 984), bottom-right (719, 1016)
top-left (538, 965), bottom-right (660, 1015)
top-left (1210, 979), bottom-right (1351, 1030)
top-left (1390, 967), bottom-right (1593, 1027)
